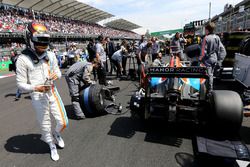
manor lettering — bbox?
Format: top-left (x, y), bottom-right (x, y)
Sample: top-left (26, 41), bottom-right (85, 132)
top-left (149, 67), bottom-right (206, 74)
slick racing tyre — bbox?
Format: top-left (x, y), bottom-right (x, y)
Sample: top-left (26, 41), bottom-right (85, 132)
top-left (80, 84), bottom-right (107, 116)
top-left (209, 90), bottom-right (243, 133)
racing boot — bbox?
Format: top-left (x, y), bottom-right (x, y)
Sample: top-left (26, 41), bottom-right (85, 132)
top-left (49, 142), bottom-right (59, 161)
top-left (53, 131), bottom-right (65, 149)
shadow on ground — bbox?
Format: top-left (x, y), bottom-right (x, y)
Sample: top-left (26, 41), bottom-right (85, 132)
top-left (108, 112), bottom-right (250, 167)
top-left (4, 92), bottom-right (31, 101)
top-left (107, 116), bottom-right (199, 147)
top-left (175, 152), bottom-right (240, 167)
top-left (5, 134), bottom-right (49, 154)
top-left (4, 93), bottom-right (16, 98)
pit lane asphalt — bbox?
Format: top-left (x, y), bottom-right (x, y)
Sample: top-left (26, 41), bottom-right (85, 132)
top-left (0, 69), bottom-right (250, 167)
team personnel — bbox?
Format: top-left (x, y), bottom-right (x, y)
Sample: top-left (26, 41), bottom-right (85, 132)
top-left (65, 60), bottom-right (99, 120)
top-left (171, 32), bottom-right (186, 60)
top-left (152, 52), bottom-right (163, 67)
top-left (87, 38), bottom-right (96, 62)
top-left (151, 37), bottom-right (160, 61)
top-left (15, 22), bottom-right (68, 161)
top-left (136, 39), bottom-right (153, 83)
top-left (179, 33), bottom-right (186, 50)
top-left (111, 40), bottom-right (128, 78)
top-left (200, 22), bottom-right (226, 93)
top-left (87, 38), bottom-right (97, 80)
top-left (95, 35), bottom-right (107, 85)
top-left (10, 50), bottom-right (22, 100)
top-left (67, 43), bottom-right (77, 65)
top-left (105, 37), bottom-right (116, 74)
top-left (136, 39), bottom-right (153, 65)
top-left (139, 35), bottom-right (146, 45)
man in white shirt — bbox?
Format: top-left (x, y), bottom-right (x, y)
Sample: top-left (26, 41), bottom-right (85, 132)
top-left (95, 35), bottom-right (107, 85)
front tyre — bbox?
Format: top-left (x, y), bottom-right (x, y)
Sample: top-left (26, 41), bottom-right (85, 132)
top-left (209, 90), bottom-right (243, 133)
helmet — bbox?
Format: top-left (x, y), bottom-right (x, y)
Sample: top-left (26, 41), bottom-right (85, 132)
top-left (26, 22), bottom-right (50, 54)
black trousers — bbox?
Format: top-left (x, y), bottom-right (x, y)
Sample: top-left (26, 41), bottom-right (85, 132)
top-left (97, 63), bottom-right (107, 85)
top-left (122, 56), bottom-right (127, 75)
top-left (152, 53), bottom-right (158, 62)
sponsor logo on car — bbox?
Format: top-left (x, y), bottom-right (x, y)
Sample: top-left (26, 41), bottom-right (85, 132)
top-left (148, 67), bottom-right (207, 74)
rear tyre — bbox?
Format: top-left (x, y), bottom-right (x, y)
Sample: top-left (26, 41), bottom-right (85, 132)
top-left (209, 90), bottom-right (243, 133)
top-left (80, 84), bottom-right (107, 117)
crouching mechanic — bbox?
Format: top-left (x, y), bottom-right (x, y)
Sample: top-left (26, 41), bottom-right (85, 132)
top-left (65, 59), bottom-right (99, 120)
top-left (111, 42), bottom-right (128, 78)
top-left (15, 22), bottom-right (68, 161)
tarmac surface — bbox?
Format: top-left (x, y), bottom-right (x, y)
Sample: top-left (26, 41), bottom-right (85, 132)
top-left (0, 63), bottom-right (250, 167)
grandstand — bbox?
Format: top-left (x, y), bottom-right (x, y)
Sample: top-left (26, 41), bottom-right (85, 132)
top-left (0, 0), bottom-right (141, 70)
top-left (104, 18), bottom-right (141, 31)
top-left (0, 0), bottom-right (141, 39)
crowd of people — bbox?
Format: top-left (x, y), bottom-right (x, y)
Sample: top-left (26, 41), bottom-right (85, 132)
top-left (0, 4), bottom-right (140, 39)
top-left (0, 42), bottom-right (25, 61)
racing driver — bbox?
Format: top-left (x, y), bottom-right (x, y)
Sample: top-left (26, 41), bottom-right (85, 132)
top-left (15, 22), bottom-right (68, 161)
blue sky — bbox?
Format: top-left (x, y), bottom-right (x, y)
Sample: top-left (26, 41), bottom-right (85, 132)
top-left (79, 0), bottom-right (243, 34)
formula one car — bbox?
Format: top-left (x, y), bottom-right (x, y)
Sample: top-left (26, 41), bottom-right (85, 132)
top-left (130, 44), bottom-right (243, 132)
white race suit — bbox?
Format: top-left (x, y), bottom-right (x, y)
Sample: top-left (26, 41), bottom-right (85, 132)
top-left (16, 49), bottom-right (68, 143)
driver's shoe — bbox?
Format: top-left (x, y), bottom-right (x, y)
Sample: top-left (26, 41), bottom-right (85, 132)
top-left (53, 131), bottom-right (65, 149)
top-left (49, 143), bottom-right (59, 161)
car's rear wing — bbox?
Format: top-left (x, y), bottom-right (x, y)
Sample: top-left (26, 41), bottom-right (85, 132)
top-left (147, 67), bottom-right (209, 79)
